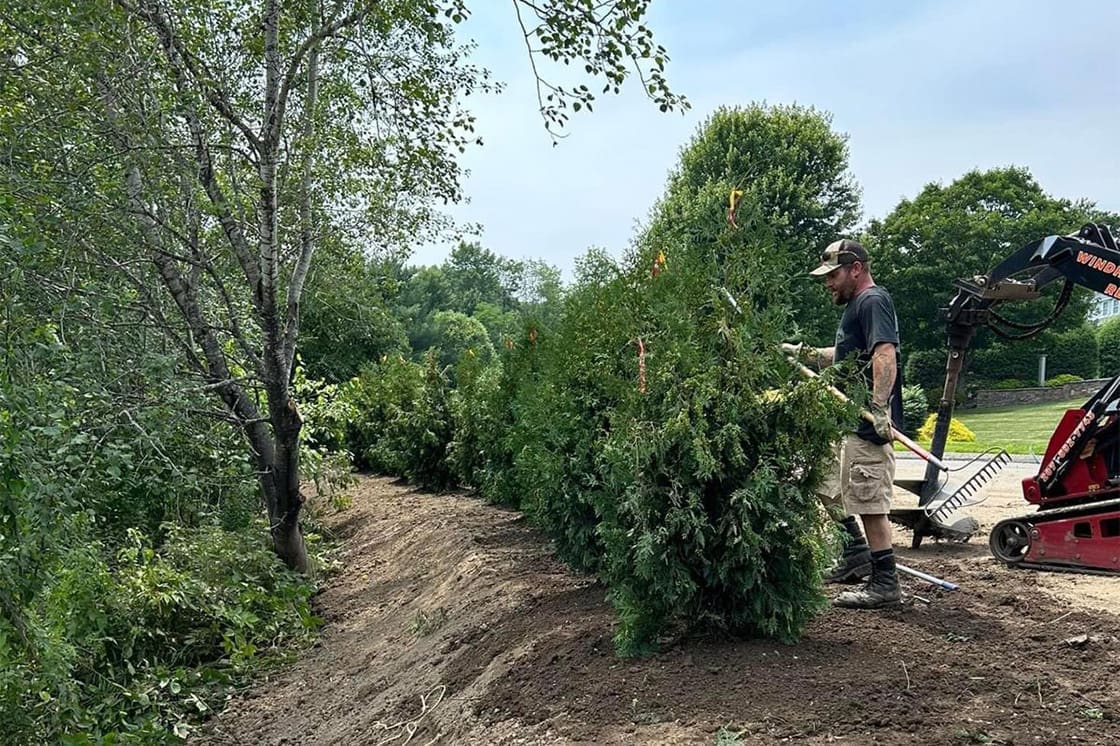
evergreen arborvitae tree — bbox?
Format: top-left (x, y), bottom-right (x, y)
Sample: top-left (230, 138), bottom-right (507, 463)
top-left (480, 105), bottom-right (861, 654)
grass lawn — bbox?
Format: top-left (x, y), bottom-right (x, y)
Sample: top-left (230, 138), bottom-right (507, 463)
top-left (901, 398), bottom-right (1086, 456)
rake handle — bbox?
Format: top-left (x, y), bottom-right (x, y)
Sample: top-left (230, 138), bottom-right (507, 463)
top-left (784, 355), bottom-right (950, 472)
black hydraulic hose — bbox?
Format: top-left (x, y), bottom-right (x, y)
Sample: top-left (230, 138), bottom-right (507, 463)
top-left (987, 280), bottom-right (1074, 340)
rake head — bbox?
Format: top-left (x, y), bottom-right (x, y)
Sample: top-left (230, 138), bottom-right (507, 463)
top-left (889, 509), bottom-right (981, 543)
top-left (890, 450), bottom-right (1013, 546)
top-left (928, 450), bottom-right (1013, 523)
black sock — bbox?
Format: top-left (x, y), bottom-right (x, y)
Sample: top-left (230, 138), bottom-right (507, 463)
top-left (870, 548), bottom-right (897, 580)
top-left (840, 516), bottom-right (867, 549)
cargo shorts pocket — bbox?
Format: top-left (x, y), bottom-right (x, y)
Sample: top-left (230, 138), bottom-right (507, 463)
top-left (848, 461), bottom-right (888, 504)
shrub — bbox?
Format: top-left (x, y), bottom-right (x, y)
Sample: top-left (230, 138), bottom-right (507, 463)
top-left (918, 413), bottom-right (976, 442)
top-left (972, 326), bottom-right (1099, 383)
top-left (904, 349), bottom-right (947, 392)
top-left (3, 523), bottom-right (321, 743)
top-left (298, 257), bottom-right (409, 383)
top-left (467, 323), bottom-right (549, 509)
top-left (293, 366), bottom-right (357, 510)
top-left (990, 378), bottom-right (1034, 390)
top-left (901, 384), bottom-right (929, 436)
top-left (1098, 316), bottom-right (1120, 374)
top-left (342, 352), bottom-right (456, 490)
top-left (479, 104), bottom-right (861, 655)
top-left (426, 310), bottom-right (496, 375)
top-left (969, 342), bottom-right (1042, 384)
top-left (1, 226), bottom-right (327, 744)
top-left (447, 354), bottom-right (503, 490)
top-left (1046, 373), bottom-right (1084, 387)
top-left (1046, 326), bottom-right (1099, 379)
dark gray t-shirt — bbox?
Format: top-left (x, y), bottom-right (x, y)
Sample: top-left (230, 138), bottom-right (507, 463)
top-left (834, 286), bottom-right (904, 445)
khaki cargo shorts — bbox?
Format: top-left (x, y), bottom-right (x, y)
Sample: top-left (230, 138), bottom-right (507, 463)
top-left (818, 433), bottom-right (895, 516)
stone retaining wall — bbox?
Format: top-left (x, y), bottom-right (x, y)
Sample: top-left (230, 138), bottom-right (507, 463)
top-left (972, 378), bottom-right (1110, 408)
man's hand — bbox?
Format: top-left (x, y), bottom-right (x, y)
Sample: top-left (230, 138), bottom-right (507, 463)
top-left (781, 342), bottom-right (806, 359)
top-left (870, 403), bottom-right (894, 441)
top-left (782, 342), bottom-right (835, 369)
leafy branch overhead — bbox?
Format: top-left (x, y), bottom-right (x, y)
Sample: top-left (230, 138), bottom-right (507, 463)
top-left (511, 0), bottom-right (690, 138)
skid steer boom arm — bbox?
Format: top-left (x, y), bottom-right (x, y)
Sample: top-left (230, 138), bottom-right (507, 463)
top-left (921, 223), bottom-right (1120, 504)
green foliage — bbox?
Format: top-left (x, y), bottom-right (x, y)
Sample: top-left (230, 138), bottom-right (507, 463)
top-left (293, 368), bottom-right (358, 509)
top-left (647, 103), bottom-right (860, 341)
top-left (1046, 373), bottom-right (1084, 387)
top-left (342, 353), bottom-right (456, 490)
top-left (1098, 316), bottom-right (1120, 375)
top-left (442, 242), bottom-right (522, 317)
top-left (969, 340), bottom-right (1044, 385)
top-left (463, 319), bottom-right (552, 509)
top-left (299, 256), bottom-right (410, 383)
top-left (1, 0), bottom-right (689, 733)
top-left (508, 263), bottom-right (635, 572)
top-left (1, 244), bottom-right (330, 743)
top-left (447, 354), bottom-right (503, 491)
top-left (1, 523), bottom-right (321, 744)
top-left (989, 378), bottom-right (1034, 390)
top-left (426, 310), bottom-right (496, 373)
top-left (1, 0), bottom-right (685, 576)
top-left (970, 326), bottom-right (1099, 383)
top-left (867, 167), bottom-right (1105, 355)
top-left (1045, 326), bottom-right (1100, 379)
top-left (472, 301), bottom-right (521, 350)
top-left (714, 725), bottom-right (747, 745)
top-left (904, 349), bottom-right (947, 395)
top-left (901, 384), bottom-right (930, 436)
top-left (391, 244), bottom-right (565, 359)
top-left (506, 0), bottom-right (689, 137)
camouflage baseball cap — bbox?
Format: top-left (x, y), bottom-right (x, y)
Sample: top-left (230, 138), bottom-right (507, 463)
top-left (809, 239), bottom-right (870, 277)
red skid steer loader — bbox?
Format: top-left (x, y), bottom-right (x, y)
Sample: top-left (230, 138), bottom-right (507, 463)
top-left (892, 223), bottom-right (1120, 575)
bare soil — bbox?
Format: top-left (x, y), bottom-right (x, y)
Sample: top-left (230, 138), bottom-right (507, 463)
top-left (205, 464), bottom-right (1120, 745)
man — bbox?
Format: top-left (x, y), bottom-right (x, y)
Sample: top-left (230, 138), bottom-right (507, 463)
top-left (784, 238), bottom-right (904, 609)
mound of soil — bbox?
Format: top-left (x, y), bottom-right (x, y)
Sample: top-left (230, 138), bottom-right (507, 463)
top-left (206, 475), bottom-right (1120, 745)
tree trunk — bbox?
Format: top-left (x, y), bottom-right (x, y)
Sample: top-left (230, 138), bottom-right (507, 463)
top-left (255, 434), bottom-right (308, 572)
top-left (270, 504), bottom-right (309, 573)
top-left (268, 401), bottom-right (309, 569)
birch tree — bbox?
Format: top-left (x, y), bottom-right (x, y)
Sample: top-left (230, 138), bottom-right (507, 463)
top-left (0, 0), bottom-right (686, 569)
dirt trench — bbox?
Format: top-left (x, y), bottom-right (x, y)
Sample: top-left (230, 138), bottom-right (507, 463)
top-left (205, 471), bottom-right (1120, 745)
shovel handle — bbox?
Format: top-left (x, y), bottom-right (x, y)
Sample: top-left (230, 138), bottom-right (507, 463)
top-left (897, 562), bottom-right (959, 591)
top-left (784, 355), bottom-right (950, 472)
top-left (889, 427), bottom-right (949, 472)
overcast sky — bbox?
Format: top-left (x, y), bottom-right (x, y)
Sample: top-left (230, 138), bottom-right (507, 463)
top-left (414, 0), bottom-right (1120, 277)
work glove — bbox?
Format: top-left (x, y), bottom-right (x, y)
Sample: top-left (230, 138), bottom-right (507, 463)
top-left (870, 403), bottom-right (894, 441)
top-left (780, 342), bottom-right (806, 359)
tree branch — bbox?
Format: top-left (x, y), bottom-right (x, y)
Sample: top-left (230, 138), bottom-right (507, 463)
top-left (272, 0), bottom-right (371, 146)
top-left (127, 0), bottom-right (265, 314)
top-left (119, 158), bottom-right (275, 483)
top-left (114, 0), bottom-right (262, 152)
top-left (284, 32), bottom-right (322, 370)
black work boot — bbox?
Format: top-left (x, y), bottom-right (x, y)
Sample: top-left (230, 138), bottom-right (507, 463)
top-left (825, 544), bottom-right (872, 584)
top-left (825, 516), bottom-right (871, 585)
top-left (834, 549), bottom-right (902, 609)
